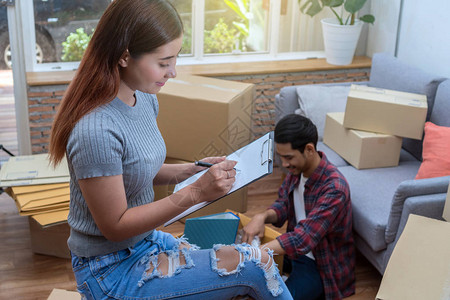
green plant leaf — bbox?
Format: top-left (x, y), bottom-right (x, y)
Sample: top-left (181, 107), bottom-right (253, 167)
top-left (359, 14), bottom-right (375, 24)
top-left (322, 0), bottom-right (344, 8)
top-left (224, 0), bottom-right (247, 20)
top-left (344, 0), bottom-right (367, 14)
top-left (233, 21), bottom-right (249, 36)
top-left (299, 0), bottom-right (323, 17)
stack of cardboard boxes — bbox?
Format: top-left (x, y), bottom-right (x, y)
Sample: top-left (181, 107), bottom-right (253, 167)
top-left (155, 74), bottom-right (255, 220)
top-left (0, 154), bottom-right (71, 258)
top-left (323, 84), bottom-right (428, 169)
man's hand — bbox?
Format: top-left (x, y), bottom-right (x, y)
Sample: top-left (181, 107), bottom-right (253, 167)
top-left (241, 213), bottom-right (266, 244)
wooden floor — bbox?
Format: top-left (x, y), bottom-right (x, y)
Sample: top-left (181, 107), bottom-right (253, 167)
top-left (0, 167), bottom-right (382, 300)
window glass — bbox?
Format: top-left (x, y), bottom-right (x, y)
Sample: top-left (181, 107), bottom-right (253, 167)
top-left (32, 0), bottom-right (111, 63)
top-left (170, 0), bottom-right (193, 56)
top-left (204, 0), bottom-right (269, 55)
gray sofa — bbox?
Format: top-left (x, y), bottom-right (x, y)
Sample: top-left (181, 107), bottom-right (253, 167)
top-left (274, 53), bottom-right (450, 274)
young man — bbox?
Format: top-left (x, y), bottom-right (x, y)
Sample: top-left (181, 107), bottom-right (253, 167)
top-left (242, 114), bottom-right (355, 300)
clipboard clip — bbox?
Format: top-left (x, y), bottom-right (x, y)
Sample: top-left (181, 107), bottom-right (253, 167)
top-left (260, 138), bottom-right (273, 165)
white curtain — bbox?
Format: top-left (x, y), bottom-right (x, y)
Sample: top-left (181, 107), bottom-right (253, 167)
top-left (278, 0), bottom-right (337, 52)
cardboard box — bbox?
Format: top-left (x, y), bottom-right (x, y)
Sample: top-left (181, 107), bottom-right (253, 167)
top-left (376, 191), bottom-right (450, 299)
top-left (376, 215), bottom-right (450, 300)
top-left (343, 84), bottom-right (427, 140)
top-left (157, 74), bottom-right (255, 161)
top-left (226, 209), bottom-right (284, 273)
top-left (154, 157), bottom-right (248, 221)
top-left (28, 216), bottom-right (70, 259)
top-left (323, 112), bottom-right (402, 169)
top-left (47, 289), bottom-right (80, 300)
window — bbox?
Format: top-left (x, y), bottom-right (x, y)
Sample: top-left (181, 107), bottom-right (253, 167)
top-left (12, 0), bottom-right (334, 72)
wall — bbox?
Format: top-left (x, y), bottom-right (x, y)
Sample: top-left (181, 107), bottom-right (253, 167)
top-left (366, 0), bottom-right (450, 78)
top-left (366, 0), bottom-right (401, 57)
top-left (396, 0), bottom-right (450, 78)
top-left (27, 68), bottom-right (370, 153)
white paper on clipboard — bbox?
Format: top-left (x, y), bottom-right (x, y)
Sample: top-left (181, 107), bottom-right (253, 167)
top-left (164, 131), bottom-right (274, 226)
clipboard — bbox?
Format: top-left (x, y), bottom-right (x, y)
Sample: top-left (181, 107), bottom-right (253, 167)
top-left (164, 131), bottom-right (274, 226)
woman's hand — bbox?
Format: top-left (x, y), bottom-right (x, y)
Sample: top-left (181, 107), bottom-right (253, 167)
top-left (191, 156), bottom-right (227, 174)
top-left (189, 158), bottom-right (238, 204)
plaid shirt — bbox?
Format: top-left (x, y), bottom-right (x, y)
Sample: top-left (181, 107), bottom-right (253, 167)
top-left (270, 152), bottom-right (355, 300)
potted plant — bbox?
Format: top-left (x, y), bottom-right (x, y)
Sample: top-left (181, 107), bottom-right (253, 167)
top-left (299, 0), bottom-right (375, 65)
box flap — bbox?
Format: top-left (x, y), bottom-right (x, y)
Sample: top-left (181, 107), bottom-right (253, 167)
top-left (11, 183), bottom-right (69, 195)
top-left (160, 73), bottom-right (252, 103)
top-left (15, 187), bottom-right (70, 208)
top-left (376, 214), bottom-right (450, 300)
top-left (32, 209), bottom-right (69, 228)
top-left (349, 84), bottom-right (428, 108)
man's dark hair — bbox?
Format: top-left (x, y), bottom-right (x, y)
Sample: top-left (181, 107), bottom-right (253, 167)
top-left (274, 114), bottom-right (318, 153)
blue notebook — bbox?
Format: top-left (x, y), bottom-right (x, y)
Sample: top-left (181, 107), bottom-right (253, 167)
top-left (183, 212), bottom-right (240, 249)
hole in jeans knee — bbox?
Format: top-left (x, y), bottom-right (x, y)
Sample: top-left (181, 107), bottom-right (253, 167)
top-left (215, 245), bottom-right (241, 272)
top-left (179, 242), bottom-right (191, 251)
top-left (260, 250), bottom-right (273, 271)
top-left (145, 251), bottom-right (187, 277)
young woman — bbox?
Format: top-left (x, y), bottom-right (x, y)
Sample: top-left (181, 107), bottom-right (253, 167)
top-left (49, 0), bottom-right (292, 299)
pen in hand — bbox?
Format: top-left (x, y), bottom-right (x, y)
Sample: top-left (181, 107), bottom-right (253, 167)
top-left (194, 161), bottom-right (214, 168)
top-left (195, 160), bottom-right (240, 172)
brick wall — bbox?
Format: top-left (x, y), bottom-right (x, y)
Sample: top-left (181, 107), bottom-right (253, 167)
top-left (216, 68), bottom-right (370, 138)
top-left (27, 68), bottom-right (369, 154)
top-left (28, 84), bottom-right (68, 153)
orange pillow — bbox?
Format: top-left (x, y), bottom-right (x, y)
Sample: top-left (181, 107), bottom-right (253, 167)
top-left (415, 122), bottom-right (450, 179)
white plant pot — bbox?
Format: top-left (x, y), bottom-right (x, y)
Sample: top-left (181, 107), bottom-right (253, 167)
top-left (321, 18), bottom-right (363, 65)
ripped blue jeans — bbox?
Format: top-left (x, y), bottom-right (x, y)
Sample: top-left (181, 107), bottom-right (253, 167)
top-left (71, 230), bottom-right (293, 300)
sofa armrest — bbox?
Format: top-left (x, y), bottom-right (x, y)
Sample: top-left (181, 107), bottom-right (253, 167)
top-left (385, 175), bottom-right (450, 244)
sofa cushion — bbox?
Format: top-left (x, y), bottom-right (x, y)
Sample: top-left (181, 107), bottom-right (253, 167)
top-left (430, 79), bottom-right (450, 127)
top-left (415, 122), bottom-right (450, 179)
top-left (275, 86), bottom-right (302, 123)
top-left (338, 161), bottom-right (420, 252)
top-left (369, 53), bottom-right (446, 160)
top-left (295, 85), bottom-right (349, 140)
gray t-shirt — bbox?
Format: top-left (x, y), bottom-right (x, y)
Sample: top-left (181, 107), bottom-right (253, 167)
top-left (66, 91), bottom-right (166, 257)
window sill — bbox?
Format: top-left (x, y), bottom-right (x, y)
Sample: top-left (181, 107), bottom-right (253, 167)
top-left (26, 56), bottom-right (371, 86)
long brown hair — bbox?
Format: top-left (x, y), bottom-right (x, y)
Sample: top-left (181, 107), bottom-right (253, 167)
top-left (49, 0), bottom-right (183, 166)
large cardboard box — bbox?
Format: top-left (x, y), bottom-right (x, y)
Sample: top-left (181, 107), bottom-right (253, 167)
top-left (154, 157), bottom-right (248, 222)
top-left (376, 190), bottom-right (450, 300)
top-left (157, 74), bottom-right (255, 161)
top-left (343, 85), bottom-right (427, 140)
top-left (323, 112), bottom-right (402, 169)
top-left (28, 216), bottom-right (70, 259)
top-left (376, 215), bottom-right (450, 300)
